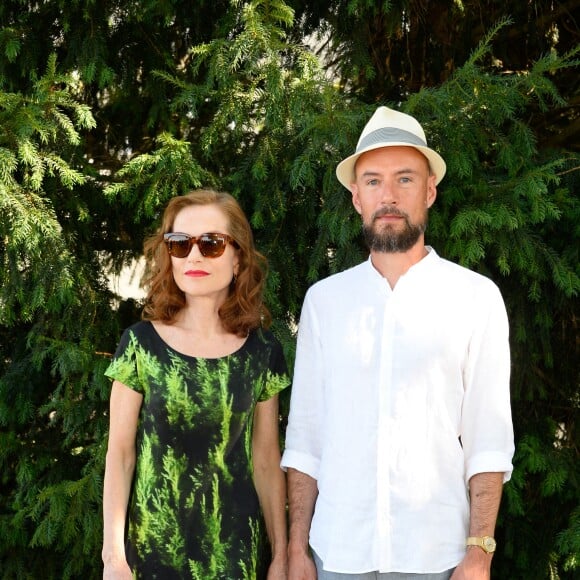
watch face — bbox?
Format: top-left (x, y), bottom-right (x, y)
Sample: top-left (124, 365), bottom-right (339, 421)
top-left (483, 537), bottom-right (496, 552)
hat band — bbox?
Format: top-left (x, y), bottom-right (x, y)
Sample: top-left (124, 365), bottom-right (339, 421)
top-left (357, 127), bottom-right (427, 152)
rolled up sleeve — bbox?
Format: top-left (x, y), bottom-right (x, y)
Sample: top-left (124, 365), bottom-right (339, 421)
top-left (281, 291), bottom-right (324, 480)
top-left (461, 283), bottom-right (515, 484)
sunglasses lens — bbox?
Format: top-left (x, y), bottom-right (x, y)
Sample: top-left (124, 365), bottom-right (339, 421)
top-left (164, 233), bottom-right (232, 258)
top-left (199, 234), bottom-right (227, 258)
top-left (165, 235), bottom-right (192, 258)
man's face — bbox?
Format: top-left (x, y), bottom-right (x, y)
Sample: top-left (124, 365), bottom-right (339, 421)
top-left (350, 146), bottom-right (437, 253)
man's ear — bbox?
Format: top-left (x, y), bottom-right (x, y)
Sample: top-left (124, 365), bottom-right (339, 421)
top-left (351, 185), bottom-right (363, 215)
top-left (426, 175), bottom-right (437, 208)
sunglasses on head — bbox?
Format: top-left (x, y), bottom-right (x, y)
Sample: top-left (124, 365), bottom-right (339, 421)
top-left (163, 232), bottom-right (238, 258)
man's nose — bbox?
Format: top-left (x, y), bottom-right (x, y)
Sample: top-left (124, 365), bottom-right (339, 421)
top-left (379, 182), bottom-right (398, 205)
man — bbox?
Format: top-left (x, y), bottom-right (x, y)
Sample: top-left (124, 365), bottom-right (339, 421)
top-left (281, 106), bottom-right (515, 580)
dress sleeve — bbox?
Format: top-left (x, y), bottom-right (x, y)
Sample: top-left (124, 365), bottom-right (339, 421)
top-left (257, 332), bottom-right (291, 402)
top-left (104, 327), bottom-right (144, 394)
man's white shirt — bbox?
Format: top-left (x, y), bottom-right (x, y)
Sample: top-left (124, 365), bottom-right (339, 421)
top-left (281, 248), bottom-right (514, 574)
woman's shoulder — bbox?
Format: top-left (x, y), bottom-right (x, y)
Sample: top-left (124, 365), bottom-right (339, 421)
top-left (247, 328), bottom-right (288, 366)
top-left (243, 327), bottom-right (286, 360)
top-left (115, 320), bottom-right (162, 353)
top-left (249, 327), bottom-right (280, 347)
top-left (121, 319), bottom-right (154, 340)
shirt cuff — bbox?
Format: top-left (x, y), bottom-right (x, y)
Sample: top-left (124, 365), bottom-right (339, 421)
top-left (465, 451), bottom-right (514, 484)
top-left (280, 449), bottom-right (320, 479)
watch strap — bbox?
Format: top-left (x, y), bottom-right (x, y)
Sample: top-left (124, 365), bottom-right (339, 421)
top-left (466, 536), bottom-right (496, 553)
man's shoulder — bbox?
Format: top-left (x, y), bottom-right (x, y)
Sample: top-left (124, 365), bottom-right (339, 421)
top-left (307, 261), bottom-right (369, 294)
top-left (432, 253), bottom-right (503, 299)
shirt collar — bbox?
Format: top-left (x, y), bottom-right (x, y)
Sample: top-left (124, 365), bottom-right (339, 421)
top-left (364, 246), bottom-right (440, 286)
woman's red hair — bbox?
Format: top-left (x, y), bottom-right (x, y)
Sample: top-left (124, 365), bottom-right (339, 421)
top-left (141, 189), bottom-right (271, 336)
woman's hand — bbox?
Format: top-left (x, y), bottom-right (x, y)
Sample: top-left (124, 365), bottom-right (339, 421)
top-left (103, 558), bottom-right (133, 580)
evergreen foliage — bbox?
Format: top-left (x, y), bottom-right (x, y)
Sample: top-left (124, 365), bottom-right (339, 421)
top-left (0, 0), bottom-right (578, 578)
top-left (0, 55), bottom-right (114, 579)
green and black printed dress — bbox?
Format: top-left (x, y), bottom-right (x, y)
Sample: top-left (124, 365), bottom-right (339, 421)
top-left (105, 321), bottom-right (290, 580)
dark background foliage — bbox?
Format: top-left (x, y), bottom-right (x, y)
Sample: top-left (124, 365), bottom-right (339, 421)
top-left (0, 1), bottom-right (578, 578)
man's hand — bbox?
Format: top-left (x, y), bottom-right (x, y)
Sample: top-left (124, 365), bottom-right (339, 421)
top-left (286, 468), bottom-right (318, 580)
top-left (287, 545), bottom-right (317, 580)
top-left (450, 546), bottom-right (492, 580)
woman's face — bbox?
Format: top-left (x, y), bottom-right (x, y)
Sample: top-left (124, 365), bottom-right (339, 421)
top-left (169, 203), bottom-right (239, 305)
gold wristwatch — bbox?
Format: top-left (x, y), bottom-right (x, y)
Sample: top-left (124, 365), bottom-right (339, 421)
top-left (466, 536), bottom-right (496, 553)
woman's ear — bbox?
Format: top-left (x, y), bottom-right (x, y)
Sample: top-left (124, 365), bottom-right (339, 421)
top-left (233, 252), bottom-right (240, 277)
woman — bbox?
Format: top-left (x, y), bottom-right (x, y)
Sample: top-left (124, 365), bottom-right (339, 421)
top-left (102, 190), bottom-right (290, 579)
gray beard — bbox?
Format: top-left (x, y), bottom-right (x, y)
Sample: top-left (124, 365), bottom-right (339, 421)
top-left (362, 205), bottom-right (427, 253)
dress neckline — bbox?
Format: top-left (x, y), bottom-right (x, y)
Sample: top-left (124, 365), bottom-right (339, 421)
top-left (147, 320), bottom-right (252, 361)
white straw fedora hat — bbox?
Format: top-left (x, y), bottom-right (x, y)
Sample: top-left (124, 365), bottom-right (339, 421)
top-left (336, 106), bottom-right (447, 188)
